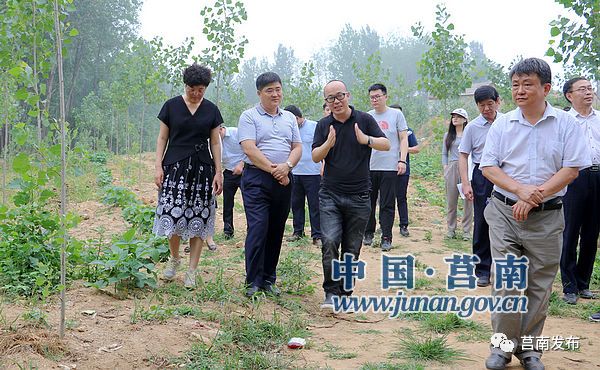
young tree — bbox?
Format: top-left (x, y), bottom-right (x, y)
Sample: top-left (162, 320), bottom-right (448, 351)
top-left (199, 0), bottom-right (248, 106)
top-left (547, 0), bottom-right (599, 81)
top-left (412, 4), bottom-right (473, 111)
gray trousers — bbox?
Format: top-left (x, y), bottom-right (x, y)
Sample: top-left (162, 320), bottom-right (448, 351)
top-left (484, 196), bottom-right (564, 360)
top-left (444, 160), bottom-right (473, 234)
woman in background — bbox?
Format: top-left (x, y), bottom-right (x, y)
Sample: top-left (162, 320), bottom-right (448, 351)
top-left (442, 108), bottom-right (473, 240)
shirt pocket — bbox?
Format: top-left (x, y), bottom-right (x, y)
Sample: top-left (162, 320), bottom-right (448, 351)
top-left (542, 140), bottom-right (563, 169)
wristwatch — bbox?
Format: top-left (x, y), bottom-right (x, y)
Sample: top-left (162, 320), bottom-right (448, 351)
top-left (286, 161), bottom-right (294, 169)
top-left (367, 136), bottom-right (373, 146)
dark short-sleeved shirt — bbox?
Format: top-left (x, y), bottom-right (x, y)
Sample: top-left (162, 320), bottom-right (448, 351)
top-left (402, 127), bottom-right (418, 177)
top-left (312, 106), bottom-right (386, 194)
top-left (158, 96), bottom-right (223, 166)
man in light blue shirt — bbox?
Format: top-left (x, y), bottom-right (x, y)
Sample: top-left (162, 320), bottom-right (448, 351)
top-left (284, 105), bottom-right (322, 245)
top-left (458, 85), bottom-right (502, 288)
top-left (480, 58), bottom-right (590, 370)
top-left (238, 72), bottom-right (302, 297)
top-left (219, 125), bottom-right (245, 239)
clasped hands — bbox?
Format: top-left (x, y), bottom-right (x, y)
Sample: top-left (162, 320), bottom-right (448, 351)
top-left (271, 162), bottom-right (290, 186)
top-left (512, 184), bottom-right (544, 221)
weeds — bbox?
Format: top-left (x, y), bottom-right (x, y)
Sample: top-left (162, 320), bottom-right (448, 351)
top-left (390, 335), bottom-right (466, 363)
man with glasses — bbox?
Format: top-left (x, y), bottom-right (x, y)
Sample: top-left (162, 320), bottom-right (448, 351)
top-left (363, 83), bottom-right (408, 251)
top-left (559, 77), bottom-right (600, 306)
top-left (481, 58), bottom-right (590, 370)
top-left (238, 72), bottom-right (302, 297)
top-left (312, 80), bottom-right (390, 308)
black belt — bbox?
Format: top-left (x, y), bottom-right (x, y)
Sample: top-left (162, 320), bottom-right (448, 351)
top-left (244, 163), bottom-right (258, 169)
top-left (588, 164), bottom-right (600, 172)
top-left (492, 191), bottom-right (562, 211)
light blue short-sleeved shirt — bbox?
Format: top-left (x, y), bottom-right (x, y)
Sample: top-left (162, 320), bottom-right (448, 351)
top-left (568, 108), bottom-right (600, 165)
top-left (458, 112), bottom-right (503, 163)
top-left (442, 133), bottom-right (462, 165)
top-left (293, 119), bottom-right (321, 175)
top-left (480, 103), bottom-right (591, 200)
top-left (238, 105), bottom-right (302, 165)
top-left (368, 107), bottom-right (408, 171)
top-left (221, 127), bottom-right (246, 171)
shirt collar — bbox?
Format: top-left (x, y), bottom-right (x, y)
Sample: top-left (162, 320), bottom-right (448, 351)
top-left (256, 104), bottom-right (282, 117)
top-left (568, 107), bottom-right (598, 119)
top-left (510, 102), bottom-right (558, 126)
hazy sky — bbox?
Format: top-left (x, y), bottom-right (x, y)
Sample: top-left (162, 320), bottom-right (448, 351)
top-left (140, 0), bottom-right (572, 72)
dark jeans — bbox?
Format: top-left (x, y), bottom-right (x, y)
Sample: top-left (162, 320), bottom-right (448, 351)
top-left (241, 166), bottom-right (291, 288)
top-left (365, 171), bottom-right (396, 240)
top-left (560, 168), bottom-right (600, 294)
top-left (223, 169), bottom-right (241, 236)
top-left (472, 164), bottom-right (494, 278)
top-left (320, 187), bottom-right (371, 296)
top-left (291, 174), bottom-right (321, 239)
top-left (395, 174), bottom-right (410, 226)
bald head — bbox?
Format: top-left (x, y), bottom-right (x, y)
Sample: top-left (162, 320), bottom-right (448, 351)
top-left (324, 80), bottom-right (347, 96)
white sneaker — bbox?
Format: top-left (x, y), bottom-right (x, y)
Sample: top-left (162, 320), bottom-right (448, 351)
top-left (162, 257), bottom-right (181, 280)
top-left (184, 270), bottom-right (196, 288)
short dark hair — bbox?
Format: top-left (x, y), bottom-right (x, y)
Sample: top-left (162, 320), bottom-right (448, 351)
top-left (183, 63), bottom-right (212, 87)
top-left (474, 85), bottom-right (500, 103)
top-left (389, 103), bottom-right (402, 111)
top-left (368, 83), bottom-right (387, 95)
top-left (509, 58), bottom-right (552, 85)
top-left (284, 105), bottom-right (302, 118)
top-left (562, 77), bottom-right (588, 104)
top-left (256, 72), bottom-right (282, 90)
top-left (322, 102), bottom-right (327, 109)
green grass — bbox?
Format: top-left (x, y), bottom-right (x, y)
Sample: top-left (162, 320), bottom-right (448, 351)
top-left (389, 335), bottom-right (467, 364)
top-left (362, 362), bottom-right (425, 370)
top-left (354, 329), bottom-right (383, 335)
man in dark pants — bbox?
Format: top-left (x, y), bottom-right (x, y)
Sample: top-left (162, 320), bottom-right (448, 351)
top-left (559, 77), bottom-right (600, 305)
top-left (458, 86), bottom-right (502, 287)
top-left (238, 72), bottom-right (302, 297)
top-left (284, 105), bottom-right (322, 245)
top-left (389, 104), bottom-right (420, 237)
top-left (364, 84), bottom-right (408, 252)
top-left (312, 79), bottom-right (390, 308)
top-left (219, 124), bottom-right (245, 239)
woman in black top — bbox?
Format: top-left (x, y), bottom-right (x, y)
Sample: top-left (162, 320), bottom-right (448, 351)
top-left (153, 63), bottom-right (223, 288)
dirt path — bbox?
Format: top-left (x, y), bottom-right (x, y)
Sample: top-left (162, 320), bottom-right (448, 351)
top-left (2, 153), bottom-right (599, 369)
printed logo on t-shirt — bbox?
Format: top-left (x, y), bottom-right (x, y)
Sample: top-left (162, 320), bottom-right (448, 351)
top-left (378, 120), bottom-right (389, 130)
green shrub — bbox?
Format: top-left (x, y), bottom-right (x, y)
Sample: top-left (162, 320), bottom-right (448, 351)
top-left (101, 185), bottom-right (139, 208)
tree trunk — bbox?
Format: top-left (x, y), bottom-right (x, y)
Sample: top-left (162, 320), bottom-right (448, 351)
top-left (32, 1), bottom-right (42, 143)
top-left (65, 39), bottom-right (84, 121)
top-left (53, 0), bottom-right (67, 340)
top-left (2, 83), bottom-right (9, 206)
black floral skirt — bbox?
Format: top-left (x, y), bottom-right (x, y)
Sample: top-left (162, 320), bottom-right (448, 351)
top-left (153, 153), bottom-right (215, 241)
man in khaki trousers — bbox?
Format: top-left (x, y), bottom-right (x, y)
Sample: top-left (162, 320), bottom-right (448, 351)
top-left (480, 58), bottom-right (590, 370)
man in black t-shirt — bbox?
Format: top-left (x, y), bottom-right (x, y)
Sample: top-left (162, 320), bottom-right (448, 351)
top-left (312, 80), bottom-right (390, 308)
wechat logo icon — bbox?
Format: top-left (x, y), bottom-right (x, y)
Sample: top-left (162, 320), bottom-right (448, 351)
top-left (491, 333), bottom-right (515, 353)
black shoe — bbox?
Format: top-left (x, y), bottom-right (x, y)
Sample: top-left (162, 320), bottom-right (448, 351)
top-left (363, 233), bottom-right (374, 246)
top-left (286, 234), bottom-right (303, 242)
top-left (399, 225), bottom-right (409, 237)
top-left (563, 292), bottom-right (577, 305)
top-left (312, 238), bottom-right (321, 246)
top-left (263, 284), bottom-right (281, 296)
top-left (381, 238), bottom-right (392, 252)
top-left (520, 356), bottom-right (544, 370)
top-left (485, 353), bottom-right (510, 370)
top-left (579, 289), bottom-right (597, 299)
top-left (245, 285), bottom-right (261, 298)
top-left (589, 311), bottom-right (600, 322)
top-left (477, 276), bottom-right (491, 287)
top-left (224, 232), bottom-right (234, 240)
